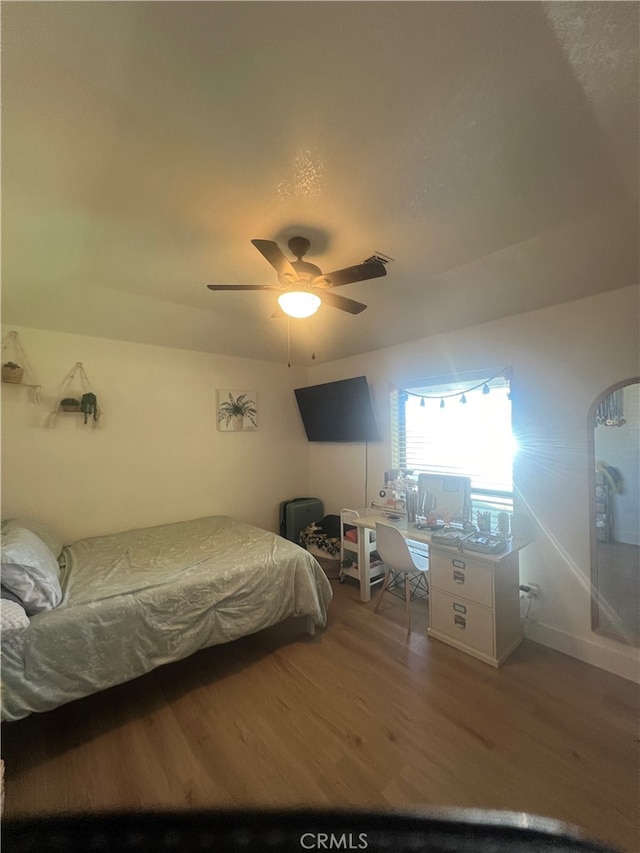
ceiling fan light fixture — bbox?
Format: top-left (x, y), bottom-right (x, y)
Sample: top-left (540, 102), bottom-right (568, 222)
top-left (277, 290), bottom-right (321, 318)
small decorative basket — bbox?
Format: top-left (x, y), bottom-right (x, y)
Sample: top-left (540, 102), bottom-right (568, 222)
top-left (2, 363), bottom-right (24, 384)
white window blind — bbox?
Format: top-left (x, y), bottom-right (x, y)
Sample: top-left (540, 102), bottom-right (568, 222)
top-left (391, 375), bottom-right (515, 496)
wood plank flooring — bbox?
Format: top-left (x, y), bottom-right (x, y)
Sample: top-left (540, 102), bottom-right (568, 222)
top-left (2, 580), bottom-right (639, 852)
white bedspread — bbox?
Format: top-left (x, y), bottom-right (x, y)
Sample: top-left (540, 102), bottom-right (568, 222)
top-left (1, 516), bottom-right (332, 721)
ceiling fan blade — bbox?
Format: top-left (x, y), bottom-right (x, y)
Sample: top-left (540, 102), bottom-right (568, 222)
top-left (207, 284), bottom-right (282, 291)
top-left (251, 239), bottom-right (297, 280)
top-left (320, 291), bottom-right (367, 314)
top-left (315, 260), bottom-right (387, 288)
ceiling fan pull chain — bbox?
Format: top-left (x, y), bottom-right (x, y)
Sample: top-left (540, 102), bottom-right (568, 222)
top-left (287, 317), bottom-right (291, 368)
top-left (311, 315), bottom-right (316, 361)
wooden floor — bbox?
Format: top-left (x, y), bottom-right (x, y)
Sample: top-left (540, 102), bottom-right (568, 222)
top-left (3, 581), bottom-right (639, 852)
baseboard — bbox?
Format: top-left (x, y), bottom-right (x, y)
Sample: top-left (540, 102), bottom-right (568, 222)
top-left (524, 620), bottom-right (640, 683)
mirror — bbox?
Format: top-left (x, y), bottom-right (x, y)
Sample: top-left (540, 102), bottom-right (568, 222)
top-left (589, 378), bottom-right (640, 644)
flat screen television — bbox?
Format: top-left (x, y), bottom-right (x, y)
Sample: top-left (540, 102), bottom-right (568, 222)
top-left (294, 376), bottom-right (381, 442)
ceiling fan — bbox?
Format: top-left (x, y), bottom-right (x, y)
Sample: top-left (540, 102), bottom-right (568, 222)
top-left (207, 237), bottom-right (389, 318)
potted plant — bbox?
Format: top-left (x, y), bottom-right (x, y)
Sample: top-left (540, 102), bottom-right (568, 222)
top-left (80, 392), bottom-right (99, 425)
top-left (217, 392), bottom-right (257, 430)
top-left (2, 361), bottom-right (24, 384)
top-left (60, 397), bottom-right (81, 412)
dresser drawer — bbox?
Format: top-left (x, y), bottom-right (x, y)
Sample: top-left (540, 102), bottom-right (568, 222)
top-left (430, 591), bottom-right (494, 656)
top-left (429, 550), bottom-right (493, 607)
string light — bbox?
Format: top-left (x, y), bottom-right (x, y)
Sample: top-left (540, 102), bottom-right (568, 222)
top-left (393, 367), bottom-right (512, 407)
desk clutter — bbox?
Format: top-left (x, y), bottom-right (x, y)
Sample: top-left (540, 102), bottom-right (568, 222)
top-left (457, 531), bottom-right (508, 554)
top-left (377, 470), bottom-right (473, 526)
top-left (375, 470), bottom-right (512, 546)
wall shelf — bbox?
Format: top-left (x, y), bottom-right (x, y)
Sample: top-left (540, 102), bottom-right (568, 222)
top-left (2, 382), bottom-right (41, 389)
top-left (1, 331), bottom-right (42, 401)
top-left (48, 363), bottom-right (102, 428)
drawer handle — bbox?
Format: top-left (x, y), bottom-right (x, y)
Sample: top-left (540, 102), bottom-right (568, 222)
top-left (453, 569), bottom-right (465, 584)
top-left (454, 614), bottom-right (466, 629)
top-left (453, 602), bottom-right (467, 614)
top-left (452, 559), bottom-right (466, 569)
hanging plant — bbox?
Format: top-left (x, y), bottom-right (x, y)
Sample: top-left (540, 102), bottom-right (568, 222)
top-left (60, 397), bottom-right (81, 412)
top-left (80, 392), bottom-right (99, 424)
top-left (2, 361), bottom-right (24, 384)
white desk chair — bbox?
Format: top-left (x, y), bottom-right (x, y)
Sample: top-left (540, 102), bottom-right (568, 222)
top-left (374, 522), bottom-right (429, 635)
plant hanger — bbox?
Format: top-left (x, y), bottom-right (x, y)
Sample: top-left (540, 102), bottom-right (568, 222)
top-left (48, 362), bottom-right (102, 427)
top-left (1, 330), bottom-right (42, 400)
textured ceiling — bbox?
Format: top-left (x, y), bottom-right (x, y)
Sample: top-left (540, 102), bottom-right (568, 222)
top-left (2, 1), bottom-right (638, 365)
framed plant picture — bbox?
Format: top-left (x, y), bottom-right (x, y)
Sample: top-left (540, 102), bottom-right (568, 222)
top-left (217, 390), bottom-right (257, 431)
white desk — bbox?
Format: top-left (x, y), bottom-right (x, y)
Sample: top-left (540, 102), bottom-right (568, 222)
top-left (349, 512), bottom-right (529, 667)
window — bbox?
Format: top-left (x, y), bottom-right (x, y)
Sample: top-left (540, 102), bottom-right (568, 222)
top-left (391, 373), bottom-right (516, 519)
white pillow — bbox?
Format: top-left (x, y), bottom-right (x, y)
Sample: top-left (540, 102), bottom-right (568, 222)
top-left (1, 517), bottom-right (65, 558)
top-left (1, 528), bottom-right (63, 614)
top-left (0, 598), bottom-right (30, 636)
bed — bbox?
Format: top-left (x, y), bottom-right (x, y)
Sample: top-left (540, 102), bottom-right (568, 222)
top-left (1, 515), bottom-right (333, 722)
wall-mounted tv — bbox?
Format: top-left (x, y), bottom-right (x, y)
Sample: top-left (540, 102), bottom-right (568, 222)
top-left (294, 376), bottom-right (381, 442)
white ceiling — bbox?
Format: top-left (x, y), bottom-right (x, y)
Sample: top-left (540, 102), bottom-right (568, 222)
top-left (2, 2), bottom-right (638, 365)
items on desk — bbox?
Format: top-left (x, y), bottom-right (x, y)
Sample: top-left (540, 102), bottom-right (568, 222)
top-left (414, 521), bottom-right (444, 531)
top-left (462, 531), bottom-right (508, 554)
top-left (477, 510), bottom-right (492, 532)
top-left (419, 488), bottom-right (436, 519)
top-left (374, 477), bottom-right (412, 518)
top-left (371, 500), bottom-right (407, 519)
top-left (384, 468), bottom-right (414, 485)
top-left (380, 471), bottom-right (419, 510)
top-left (405, 489), bottom-right (418, 522)
top-left (427, 527), bottom-right (509, 553)
top-left (497, 511), bottom-right (511, 536)
top-left (431, 528), bottom-right (467, 546)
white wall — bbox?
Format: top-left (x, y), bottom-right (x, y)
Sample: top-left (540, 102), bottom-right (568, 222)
top-left (305, 286), bottom-right (640, 682)
top-left (1, 326), bottom-right (310, 541)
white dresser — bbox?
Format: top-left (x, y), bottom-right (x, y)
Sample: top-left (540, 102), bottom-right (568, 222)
top-left (427, 545), bottom-right (522, 667)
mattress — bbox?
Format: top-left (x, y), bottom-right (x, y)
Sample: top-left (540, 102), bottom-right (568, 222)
top-left (1, 516), bottom-right (333, 721)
